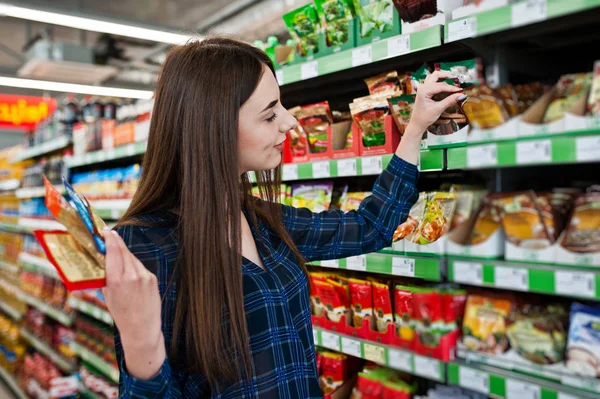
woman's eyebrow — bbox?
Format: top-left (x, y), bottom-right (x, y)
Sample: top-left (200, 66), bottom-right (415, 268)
top-left (261, 99), bottom-right (278, 113)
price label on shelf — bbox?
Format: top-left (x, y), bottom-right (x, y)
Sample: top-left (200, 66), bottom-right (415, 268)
top-left (516, 139), bottom-right (552, 164)
top-left (511, 0), bottom-right (547, 28)
top-left (452, 261), bottom-right (483, 285)
top-left (320, 259), bottom-right (339, 268)
top-left (91, 306), bottom-right (102, 320)
top-left (555, 270), bottom-right (595, 298)
top-left (387, 35), bottom-right (410, 58)
top-left (388, 349), bottom-right (412, 372)
top-left (467, 144), bottom-right (498, 168)
top-left (95, 152), bottom-right (106, 162)
top-left (337, 158), bottom-right (357, 177)
top-left (275, 69), bottom-right (284, 85)
top-left (106, 149), bottom-right (116, 160)
top-left (363, 343), bottom-right (386, 364)
top-left (282, 164), bottom-right (299, 181)
top-left (447, 17), bottom-right (477, 42)
top-left (392, 258), bottom-right (415, 277)
top-left (576, 136), bottom-right (600, 162)
top-left (361, 156), bottom-right (383, 175)
top-left (346, 255), bottom-right (367, 271)
top-left (495, 267), bottom-right (528, 291)
top-left (313, 329), bottom-right (319, 344)
top-left (126, 144), bottom-right (136, 156)
top-left (312, 161), bottom-right (331, 178)
top-left (301, 61), bottom-right (319, 80)
top-left (413, 355), bottom-right (440, 380)
top-left (459, 367), bottom-right (489, 394)
top-left (506, 379), bottom-right (540, 399)
top-left (352, 45), bottom-right (372, 67)
top-left (341, 337), bottom-right (361, 358)
top-left (558, 394), bottom-right (578, 399)
top-left (320, 331), bottom-right (340, 351)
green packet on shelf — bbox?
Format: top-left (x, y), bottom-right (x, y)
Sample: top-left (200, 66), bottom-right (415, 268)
top-left (283, 4), bottom-right (321, 57)
top-left (315, 0), bottom-right (354, 47)
top-left (353, 0), bottom-right (394, 38)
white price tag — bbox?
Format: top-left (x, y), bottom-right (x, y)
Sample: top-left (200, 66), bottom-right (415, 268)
top-left (459, 367), bottom-right (489, 394)
top-left (301, 61), bottom-right (319, 80)
top-left (352, 45), bottom-right (372, 67)
top-left (320, 331), bottom-right (340, 350)
top-left (511, 0), bottom-right (547, 28)
top-left (313, 329), bottom-right (319, 345)
top-left (506, 379), bottom-right (540, 399)
top-left (320, 259), bottom-right (339, 268)
top-left (447, 17), bottom-right (477, 42)
top-left (111, 209), bottom-right (120, 220)
top-left (555, 271), bottom-right (595, 298)
top-left (341, 337), bottom-right (361, 358)
top-left (126, 144), bottom-right (136, 156)
top-left (392, 258), bottom-right (415, 277)
top-left (392, 240), bottom-right (403, 251)
top-left (363, 343), bottom-right (386, 364)
top-left (576, 136), bottom-right (600, 162)
top-left (516, 139), bottom-right (552, 164)
top-left (558, 394), bottom-right (579, 399)
top-left (346, 255), bottom-right (367, 271)
top-left (387, 35), bottom-right (410, 58)
top-left (312, 161), bottom-right (331, 178)
top-left (275, 69), bottom-right (284, 85)
top-left (95, 152), bottom-right (106, 162)
top-left (413, 355), bottom-right (440, 380)
top-left (453, 261), bottom-right (483, 285)
top-left (467, 144), bottom-right (498, 168)
top-left (337, 158), bottom-right (357, 176)
top-left (361, 156), bottom-right (383, 175)
top-left (106, 149), bottom-right (116, 159)
top-left (495, 267), bottom-right (528, 291)
top-left (282, 164), bottom-right (299, 181)
top-left (388, 349), bottom-right (412, 372)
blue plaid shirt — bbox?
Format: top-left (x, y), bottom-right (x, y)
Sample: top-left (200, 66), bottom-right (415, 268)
top-left (115, 155), bottom-right (418, 398)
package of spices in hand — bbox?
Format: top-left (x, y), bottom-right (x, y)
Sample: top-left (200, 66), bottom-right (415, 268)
top-left (35, 176), bottom-right (107, 290)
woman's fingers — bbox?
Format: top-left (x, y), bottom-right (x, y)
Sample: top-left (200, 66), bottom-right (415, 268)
top-left (104, 230), bottom-right (125, 285)
top-left (110, 230), bottom-right (141, 279)
top-left (425, 70), bottom-right (456, 84)
top-left (439, 93), bottom-right (467, 112)
top-left (433, 82), bottom-right (463, 93)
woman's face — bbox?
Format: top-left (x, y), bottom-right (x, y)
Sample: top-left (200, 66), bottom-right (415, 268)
top-left (238, 65), bottom-right (297, 174)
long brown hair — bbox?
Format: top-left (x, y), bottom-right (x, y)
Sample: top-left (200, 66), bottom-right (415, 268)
top-left (118, 37), bottom-right (306, 386)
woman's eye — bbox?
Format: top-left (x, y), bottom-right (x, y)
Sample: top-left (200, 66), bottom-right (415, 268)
top-left (266, 113), bottom-right (277, 122)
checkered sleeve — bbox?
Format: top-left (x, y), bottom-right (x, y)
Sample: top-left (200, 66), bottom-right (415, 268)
top-left (282, 155), bottom-right (419, 262)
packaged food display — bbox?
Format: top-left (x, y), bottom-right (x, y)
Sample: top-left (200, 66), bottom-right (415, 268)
top-left (469, 203), bottom-right (500, 245)
top-left (296, 102), bottom-right (333, 154)
top-left (291, 182), bottom-right (334, 212)
top-left (462, 294), bottom-right (512, 354)
top-left (319, 351), bottom-right (353, 393)
top-left (315, 0), bottom-right (354, 47)
top-left (393, 192), bottom-right (426, 242)
top-left (544, 73), bottom-right (593, 123)
top-left (437, 59), bottom-right (484, 85)
top-left (349, 278), bottom-right (373, 328)
top-left (589, 60), bottom-right (600, 116)
top-left (364, 71), bottom-right (401, 97)
top-left (566, 302), bottom-right (600, 378)
top-left (394, 285), bottom-right (415, 341)
top-left (353, 0), bottom-right (395, 38)
top-left (283, 4), bottom-right (321, 57)
top-left (372, 280), bottom-right (393, 333)
top-left (350, 95), bottom-right (389, 147)
top-left (392, 0), bottom-right (438, 23)
top-left (410, 191), bottom-right (457, 244)
top-left (561, 192), bottom-right (600, 253)
top-left (462, 85), bottom-right (511, 129)
top-left (350, 363), bottom-right (415, 399)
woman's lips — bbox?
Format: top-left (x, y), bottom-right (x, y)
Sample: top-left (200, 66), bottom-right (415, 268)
top-left (274, 142), bottom-right (285, 152)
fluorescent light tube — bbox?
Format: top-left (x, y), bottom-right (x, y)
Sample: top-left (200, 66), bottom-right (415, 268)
top-left (0, 76), bottom-right (154, 99)
top-left (0, 3), bottom-right (197, 45)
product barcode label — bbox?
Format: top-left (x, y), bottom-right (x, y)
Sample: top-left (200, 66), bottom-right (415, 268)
top-left (337, 158), bottom-right (357, 176)
top-left (495, 267), bottom-right (528, 291)
top-left (447, 17), bottom-right (477, 42)
top-left (275, 70), bottom-right (284, 85)
top-left (387, 35), bottom-right (410, 58)
top-left (392, 258), bottom-right (415, 277)
top-left (555, 270), bottom-right (595, 298)
top-left (511, 0), bottom-right (547, 28)
top-left (361, 156), bottom-right (383, 175)
top-left (301, 61), bottom-right (319, 80)
top-left (312, 161), bottom-right (330, 178)
top-left (320, 259), bottom-right (339, 268)
top-left (413, 355), bottom-right (440, 380)
top-left (341, 337), bottom-right (361, 358)
top-left (282, 164), bottom-right (299, 181)
top-left (346, 255), bottom-right (367, 271)
top-left (452, 261), bottom-right (483, 285)
top-left (506, 379), bottom-right (540, 399)
top-left (516, 139), bottom-right (552, 164)
top-left (388, 349), bottom-right (412, 372)
top-left (576, 136), bottom-right (600, 162)
top-left (320, 331), bottom-right (340, 350)
top-left (459, 367), bottom-right (489, 394)
top-left (363, 343), bottom-right (386, 364)
top-left (467, 144), bottom-right (498, 168)
top-left (352, 45), bottom-right (372, 67)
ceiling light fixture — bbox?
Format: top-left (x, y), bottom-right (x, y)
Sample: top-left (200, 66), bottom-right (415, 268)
top-left (0, 3), bottom-right (197, 45)
top-left (0, 76), bottom-right (154, 99)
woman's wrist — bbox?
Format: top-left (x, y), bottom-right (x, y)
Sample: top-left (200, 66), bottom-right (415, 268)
top-left (122, 331), bottom-right (167, 380)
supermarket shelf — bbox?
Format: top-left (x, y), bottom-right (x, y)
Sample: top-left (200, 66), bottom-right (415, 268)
top-left (0, 260), bottom-right (19, 274)
top-left (18, 252), bottom-right (59, 279)
top-left (0, 299), bottom-right (23, 320)
top-left (311, 252), bottom-right (442, 281)
top-left (0, 179), bottom-right (20, 191)
top-left (445, 0), bottom-right (600, 42)
top-left (65, 141), bottom-right (147, 168)
top-left (20, 328), bottom-right (76, 373)
top-left (89, 199), bottom-right (131, 220)
top-left (17, 217), bottom-right (66, 232)
top-left (16, 185), bottom-right (64, 199)
top-left (19, 292), bottom-right (73, 326)
top-left (278, 26), bottom-right (442, 86)
top-left (448, 257), bottom-right (600, 301)
top-left (68, 297), bottom-right (113, 325)
top-left (313, 327), bottom-right (445, 382)
top-left (456, 349), bottom-right (600, 396)
top-left (71, 341), bottom-right (120, 384)
top-left (12, 136), bottom-right (71, 163)
top-left (0, 364), bottom-right (27, 399)
top-left (448, 360), bottom-right (598, 399)
top-left (0, 222), bottom-right (29, 233)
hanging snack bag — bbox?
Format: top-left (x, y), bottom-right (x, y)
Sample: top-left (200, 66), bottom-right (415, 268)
top-left (393, 192), bottom-right (426, 242)
top-left (291, 182), bottom-right (334, 213)
top-left (561, 192), bottom-right (600, 253)
top-left (462, 294), bottom-right (513, 354)
top-left (315, 0), bottom-right (355, 47)
top-left (388, 94), bottom-right (415, 135)
top-left (364, 71), bottom-right (401, 97)
top-left (350, 95), bottom-right (389, 147)
top-left (411, 192), bottom-right (457, 245)
top-left (296, 102), bottom-right (333, 154)
top-left (394, 285), bottom-right (415, 341)
top-left (588, 60), bottom-right (600, 116)
top-left (353, 0), bottom-right (395, 38)
top-left (372, 281), bottom-right (393, 333)
top-left (566, 302), bottom-right (600, 378)
top-left (283, 4), bottom-right (321, 57)
top-left (437, 59), bottom-right (484, 85)
top-left (349, 278), bottom-right (373, 328)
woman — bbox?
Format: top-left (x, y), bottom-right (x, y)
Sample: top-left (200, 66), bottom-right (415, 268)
top-left (103, 37), bottom-right (464, 398)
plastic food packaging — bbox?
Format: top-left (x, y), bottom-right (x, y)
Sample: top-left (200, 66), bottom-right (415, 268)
top-left (349, 278), bottom-right (373, 328)
top-left (462, 294), bottom-right (513, 354)
top-left (350, 95), bottom-right (389, 147)
top-left (393, 192), bottom-right (426, 241)
top-left (296, 102), bottom-right (333, 154)
top-left (372, 280), bottom-right (393, 333)
top-left (353, 0), bottom-right (395, 38)
top-left (437, 59), bottom-right (484, 85)
top-left (566, 302), bottom-right (600, 378)
top-left (561, 192), bottom-right (600, 253)
top-left (469, 202), bottom-right (500, 245)
top-left (450, 188), bottom-right (486, 231)
top-left (413, 288), bottom-right (445, 347)
top-left (411, 191), bottom-right (457, 244)
top-left (364, 71), bottom-right (401, 97)
top-left (392, 0), bottom-right (438, 23)
top-left (313, 278), bottom-right (349, 323)
top-left (291, 182), bottom-right (334, 212)
top-left (427, 78), bottom-right (470, 137)
top-left (388, 94), bottom-right (415, 135)
top-left (544, 72), bottom-right (593, 123)
top-left (462, 85), bottom-right (511, 129)
top-left (588, 60), bottom-right (600, 116)
top-left (394, 285), bottom-right (414, 341)
top-left (315, 0), bottom-right (355, 47)
top-left (283, 4), bottom-right (321, 57)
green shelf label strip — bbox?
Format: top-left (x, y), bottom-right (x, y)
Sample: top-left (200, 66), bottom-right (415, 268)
top-left (68, 297), bottom-right (113, 325)
top-left (71, 342), bottom-right (120, 383)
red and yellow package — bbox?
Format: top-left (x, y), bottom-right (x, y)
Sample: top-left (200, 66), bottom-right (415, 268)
top-left (412, 288), bottom-right (445, 347)
top-left (314, 279), bottom-right (348, 323)
top-left (349, 279), bottom-right (373, 328)
top-left (394, 286), bottom-right (414, 341)
top-left (319, 351), bottom-right (349, 394)
top-left (372, 281), bottom-right (393, 333)
top-left (441, 290), bottom-right (467, 330)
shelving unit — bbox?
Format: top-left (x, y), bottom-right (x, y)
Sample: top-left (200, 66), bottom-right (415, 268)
top-left (18, 252), bottom-right (59, 279)
top-left (16, 185), bottom-right (64, 199)
top-left (19, 292), bottom-right (73, 326)
top-left (0, 260), bottom-right (19, 274)
top-left (0, 364), bottom-right (28, 399)
top-left (88, 199), bottom-right (131, 220)
top-left (0, 179), bottom-right (20, 191)
top-left (12, 136), bottom-right (71, 163)
top-left (70, 342), bottom-right (119, 384)
top-left (68, 297), bottom-right (113, 325)
top-left (17, 217), bottom-right (66, 232)
top-left (20, 328), bottom-right (76, 373)
top-left (0, 299), bottom-right (23, 321)
top-left (65, 141), bottom-right (147, 168)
